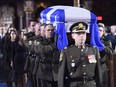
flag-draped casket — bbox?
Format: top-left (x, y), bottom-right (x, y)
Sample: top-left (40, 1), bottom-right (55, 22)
top-left (40, 6), bottom-right (104, 51)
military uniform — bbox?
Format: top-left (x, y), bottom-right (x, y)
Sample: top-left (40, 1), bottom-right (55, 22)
top-left (100, 37), bottom-right (113, 63)
top-left (24, 35), bottom-right (42, 87)
top-left (100, 37), bottom-right (113, 87)
top-left (33, 37), bottom-right (60, 81)
top-left (58, 45), bottom-right (102, 87)
top-left (58, 22), bottom-right (103, 87)
top-left (24, 34), bottom-right (60, 87)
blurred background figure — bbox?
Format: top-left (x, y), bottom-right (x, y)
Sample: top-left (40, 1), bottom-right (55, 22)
top-left (0, 24), bottom-right (7, 39)
top-left (98, 23), bottom-right (113, 87)
top-left (40, 24), bottom-right (46, 38)
top-left (34, 23), bottom-right (41, 37)
top-left (14, 30), bottom-right (28, 87)
top-left (104, 25), bottom-right (116, 52)
top-left (27, 20), bottom-right (37, 33)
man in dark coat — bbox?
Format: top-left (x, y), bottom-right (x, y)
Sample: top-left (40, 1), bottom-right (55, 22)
top-left (58, 22), bottom-right (103, 87)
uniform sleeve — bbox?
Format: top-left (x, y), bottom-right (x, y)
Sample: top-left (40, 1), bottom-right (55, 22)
top-left (103, 40), bottom-right (113, 54)
top-left (33, 41), bottom-right (57, 53)
top-left (95, 48), bottom-right (103, 87)
top-left (100, 40), bottom-right (113, 63)
top-left (58, 50), bottom-right (66, 87)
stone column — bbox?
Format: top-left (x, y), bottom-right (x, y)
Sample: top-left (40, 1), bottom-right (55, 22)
top-left (17, 2), bottom-right (24, 30)
top-left (25, 11), bottom-right (32, 30)
top-left (24, 0), bottom-right (34, 30)
top-left (74, 0), bottom-right (80, 7)
top-left (19, 15), bottom-right (23, 30)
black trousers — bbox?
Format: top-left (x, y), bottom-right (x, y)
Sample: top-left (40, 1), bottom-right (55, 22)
top-left (101, 63), bottom-right (108, 87)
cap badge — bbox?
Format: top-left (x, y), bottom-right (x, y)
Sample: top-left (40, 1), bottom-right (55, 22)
top-left (78, 23), bottom-right (85, 29)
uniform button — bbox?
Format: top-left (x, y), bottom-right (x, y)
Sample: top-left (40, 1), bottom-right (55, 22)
top-left (72, 60), bottom-right (74, 62)
top-left (83, 73), bottom-right (86, 75)
top-left (83, 65), bottom-right (86, 67)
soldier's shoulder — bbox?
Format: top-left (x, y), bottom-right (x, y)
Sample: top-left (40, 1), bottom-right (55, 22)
top-left (66, 45), bottom-right (75, 49)
top-left (86, 44), bottom-right (93, 47)
top-left (86, 44), bottom-right (97, 49)
top-left (37, 36), bottom-right (44, 41)
top-left (102, 38), bottom-right (111, 42)
top-left (62, 45), bottom-right (75, 52)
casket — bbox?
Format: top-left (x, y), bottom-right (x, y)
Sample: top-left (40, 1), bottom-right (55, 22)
top-left (40, 5), bottom-right (97, 32)
top-left (40, 6), bottom-right (104, 51)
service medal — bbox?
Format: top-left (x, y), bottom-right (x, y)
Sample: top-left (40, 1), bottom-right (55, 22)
top-left (88, 55), bottom-right (97, 63)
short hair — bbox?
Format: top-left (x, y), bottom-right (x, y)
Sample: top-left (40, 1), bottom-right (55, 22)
top-left (98, 23), bottom-right (105, 28)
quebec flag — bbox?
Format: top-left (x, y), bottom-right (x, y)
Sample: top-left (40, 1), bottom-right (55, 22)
top-left (40, 6), bottom-right (105, 51)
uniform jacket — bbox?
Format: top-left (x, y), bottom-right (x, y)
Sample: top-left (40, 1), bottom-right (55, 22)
top-left (100, 37), bottom-right (113, 83)
top-left (100, 37), bottom-right (113, 63)
top-left (58, 45), bottom-right (103, 87)
top-left (24, 36), bottom-right (60, 81)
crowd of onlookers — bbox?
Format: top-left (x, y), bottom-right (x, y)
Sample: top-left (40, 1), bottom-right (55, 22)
top-left (0, 20), bottom-right (115, 87)
top-left (0, 21), bottom-right (40, 87)
top-left (0, 20), bottom-right (54, 87)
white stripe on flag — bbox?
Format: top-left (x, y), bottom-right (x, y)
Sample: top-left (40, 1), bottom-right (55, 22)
top-left (46, 8), bottom-right (58, 21)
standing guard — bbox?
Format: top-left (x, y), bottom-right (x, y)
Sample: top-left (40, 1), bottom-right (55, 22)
top-left (58, 22), bottom-right (103, 87)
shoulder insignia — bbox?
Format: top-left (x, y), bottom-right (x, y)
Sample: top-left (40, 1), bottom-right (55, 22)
top-left (86, 44), bottom-right (96, 48)
top-left (34, 40), bottom-right (37, 45)
top-left (28, 40), bottom-right (33, 45)
top-left (36, 41), bottom-right (40, 45)
top-left (33, 40), bottom-right (40, 46)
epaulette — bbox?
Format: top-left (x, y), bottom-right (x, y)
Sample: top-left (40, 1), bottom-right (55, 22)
top-left (86, 44), bottom-right (97, 48)
top-left (62, 46), bottom-right (71, 50)
top-left (66, 45), bottom-right (75, 50)
top-left (86, 44), bottom-right (92, 47)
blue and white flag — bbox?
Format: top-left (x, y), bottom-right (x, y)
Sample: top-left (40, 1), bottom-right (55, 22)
top-left (40, 6), bottom-right (69, 50)
top-left (90, 12), bottom-right (105, 51)
top-left (40, 6), bottom-right (104, 51)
